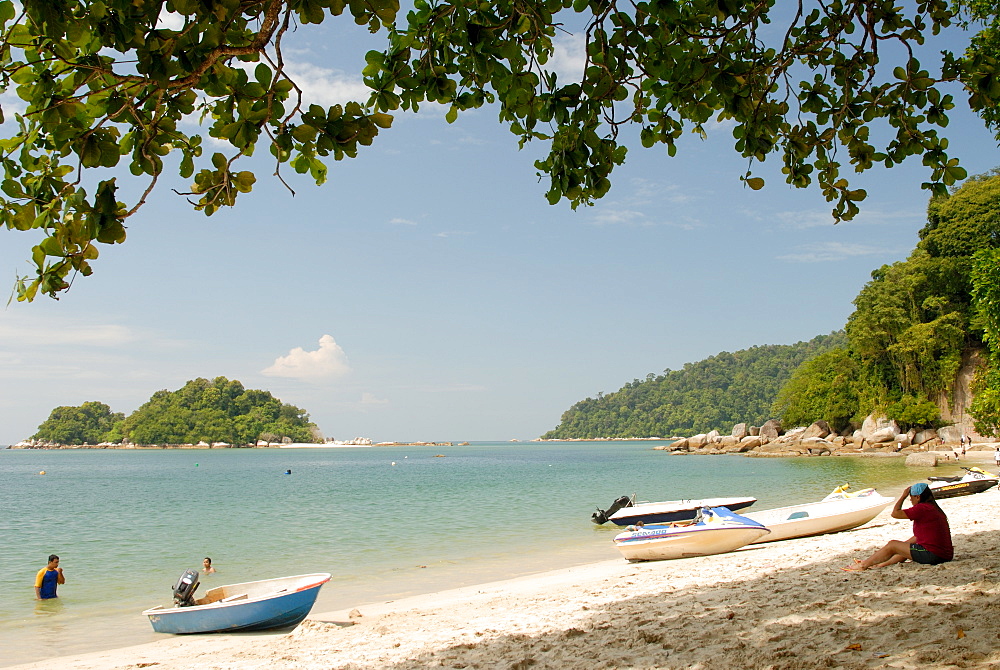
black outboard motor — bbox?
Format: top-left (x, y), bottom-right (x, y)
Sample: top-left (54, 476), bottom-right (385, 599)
top-left (591, 495), bottom-right (633, 525)
top-left (172, 569), bottom-right (200, 607)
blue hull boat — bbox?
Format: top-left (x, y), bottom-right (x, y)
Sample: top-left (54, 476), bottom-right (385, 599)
top-left (143, 573), bottom-right (331, 634)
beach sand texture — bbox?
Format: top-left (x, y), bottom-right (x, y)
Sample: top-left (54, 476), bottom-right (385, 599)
top-left (12, 488), bottom-right (1000, 670)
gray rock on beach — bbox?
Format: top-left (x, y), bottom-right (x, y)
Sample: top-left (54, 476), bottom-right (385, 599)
top-left (759, 419), bottom-right (781, 440)
top-left (938, 425), bottom-right (963, 443)
top-left (861, 414), bottom-right (899, 439)
top-left (802, 420), bottom-right (831, 439)
top-left (906, 452), bottom-right (939, 467)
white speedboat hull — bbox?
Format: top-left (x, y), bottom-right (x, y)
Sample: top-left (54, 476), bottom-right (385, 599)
top-left (607, 496), bottom-right (757, 526)
top-left (614, 523), bottom-right (770, 561)
top-left (743, 495), bottom-right (893, 543)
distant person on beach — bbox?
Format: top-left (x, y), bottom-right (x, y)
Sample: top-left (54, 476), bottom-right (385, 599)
top-left (994, 447), bottom-right (1000, 469)
top-left (34, 554), bottom-right (65, 600)
top-left (202, 557), bottom-right (216, 574)
top-left (843, 483), bottom-right (952, 572)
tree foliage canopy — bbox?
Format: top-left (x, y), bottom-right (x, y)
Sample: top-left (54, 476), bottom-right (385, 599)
top-left (794, 169), bottom-right (1000, 433)
top-left (32, 400), bottom-right (124, 444)
top-left (3, 0), bottom-right (999, 299)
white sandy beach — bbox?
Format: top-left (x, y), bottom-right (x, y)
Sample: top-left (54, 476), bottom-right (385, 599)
top-left (12, 469), bottom-right (1000, 670)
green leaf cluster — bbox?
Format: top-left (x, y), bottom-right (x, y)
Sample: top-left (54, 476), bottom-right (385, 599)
top-left (31, 377), bottom-right (319, 445)
top-left (541, 333), bottom-right (846, 439)
top-left (970, 247), bottom-right (1000, 434)
top-left (5, 0), bottom-right (1000, 299)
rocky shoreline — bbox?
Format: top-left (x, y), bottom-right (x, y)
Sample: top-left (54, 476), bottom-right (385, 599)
top-left (656, 414), bottom-right (998, 458)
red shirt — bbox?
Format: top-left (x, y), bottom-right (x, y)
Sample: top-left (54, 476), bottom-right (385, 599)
top-left (905, 502), bottom-right (953, 560)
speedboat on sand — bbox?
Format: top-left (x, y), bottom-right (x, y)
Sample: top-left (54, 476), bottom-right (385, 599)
top-left (742, 493), bottom-right (893, 543)
top-left (592, 495), bottom-right (757, 526)
top-left (613, 507), bottom-right (770, 561)
top-left (143, 571), bottom-right (331, 634)
top-left (822, 483), bottom-right (881, 500)
top-left (927, 467), bottom-right (999, 499)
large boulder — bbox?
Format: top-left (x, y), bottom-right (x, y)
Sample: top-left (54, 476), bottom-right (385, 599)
top-left (688, 434), bottom-right (708, 449)
top-left (706, 429), bottom-right (721, 444)
top-left (938, 425), bottom-right (962, 444)
top-left (868, 427), bottom-right (898, 444)
top-left (759, 419), bottom-right (782, 440)
top-left (906, 452), bottom-right (939, 467)
top-left (731, 423), bottom-right (748, 440)
top-left (779, 427), bottom-right (807, 443)
top-left (750, 425), bottom-right (760, 436)
top-left (802, 420), bottom-right (832, 439)
top-left (861, 414), bottom-right (899, 439)
top-left (669, 438), bottom-right (690, 451)
top-left (719, 435), bottom-right (739, 448)
top-left (737, 436), bottom-right (762, 452)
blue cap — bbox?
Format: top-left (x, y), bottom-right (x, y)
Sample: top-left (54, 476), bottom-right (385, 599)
top-left (910, 482), bottom-right (929, 496)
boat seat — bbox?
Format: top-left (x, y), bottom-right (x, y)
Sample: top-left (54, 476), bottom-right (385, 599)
top-left (221, 593), bottom-right (248, 602)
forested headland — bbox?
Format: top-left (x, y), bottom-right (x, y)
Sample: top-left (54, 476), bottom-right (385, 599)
top-left (23, 377), bottom-right (320, 447)
top-left (544, 171), bottom-right (1000, 440)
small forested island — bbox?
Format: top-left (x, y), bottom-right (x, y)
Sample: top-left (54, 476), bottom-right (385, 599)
top-left (545, 170), bottom-right (1000, 444)
top-left (15, 377), bottom-right (320, 448)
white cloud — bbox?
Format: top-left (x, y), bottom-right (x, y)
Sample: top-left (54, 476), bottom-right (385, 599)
top-left (262, 334), bottom-right (351, 380)
top-left (0, 320), bottom-right (136, 347)
top-left (774, 207), bottom-right (923, 230)
top-left (589, 208), bottom-right (651, 226)
top-left (156, 10), bottom-right (185, 30)
top-left (390, 217), bottom-right (418, 226)
top-left (775, 242), bottom-right (887, 263)
top-left (283, 62), bottom-right (370, 107)
top-left (547, 34), bottom-right (586, 82)
top-left (360, 392), bottom-right (388, 405)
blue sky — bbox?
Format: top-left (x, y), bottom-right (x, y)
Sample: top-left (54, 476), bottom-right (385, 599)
top-left (2, 11), bottom-right (1000, 444)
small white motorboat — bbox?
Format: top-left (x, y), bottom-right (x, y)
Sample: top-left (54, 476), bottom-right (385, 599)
top-left (613, 507), bottom-right (770, 561)
top-left (742, 493), bottom-right (893, 543)
top-left (143, 571), bottom-right (331, 634)
top-left (594, 495), bottom-right (757, 526)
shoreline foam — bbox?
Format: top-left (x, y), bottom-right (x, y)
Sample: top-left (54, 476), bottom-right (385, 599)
top-left (10, 481), bottom-right (1000, 670)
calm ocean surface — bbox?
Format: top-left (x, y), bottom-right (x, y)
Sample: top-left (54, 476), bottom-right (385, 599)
top-left (0, 441), bottom-right (935, 666)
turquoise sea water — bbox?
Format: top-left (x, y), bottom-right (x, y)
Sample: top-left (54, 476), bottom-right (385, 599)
top-left (0, 441), bottom-right (936, 666)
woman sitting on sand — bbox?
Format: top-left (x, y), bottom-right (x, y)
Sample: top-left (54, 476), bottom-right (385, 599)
top-left (843, 482), bottom-right (952, 571)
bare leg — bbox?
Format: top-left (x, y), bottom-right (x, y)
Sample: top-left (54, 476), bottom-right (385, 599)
top-left (873, 554), bottom-right (908, 568)
top-left (844, 539), bottom-right (913, 571)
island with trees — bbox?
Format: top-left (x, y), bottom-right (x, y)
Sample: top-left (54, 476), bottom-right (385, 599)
top-left (15, 377), bottom-right (321, 448)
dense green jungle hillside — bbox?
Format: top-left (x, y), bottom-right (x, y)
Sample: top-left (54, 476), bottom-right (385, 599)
top-left (545, 170), bottom-right (1000, 440)
top-left (28, 377), bottom-right (319, 445)
top-left (542, 333), bottom-right (847, 439)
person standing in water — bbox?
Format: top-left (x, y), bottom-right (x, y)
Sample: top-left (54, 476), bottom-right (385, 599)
top-left (35, 554), bottom-right (65, 599)
top-left (202, 557), bottom-right (216, 574)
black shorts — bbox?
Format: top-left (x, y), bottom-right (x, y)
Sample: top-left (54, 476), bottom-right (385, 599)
top-left (910, 543), bottom-right (949, 565)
